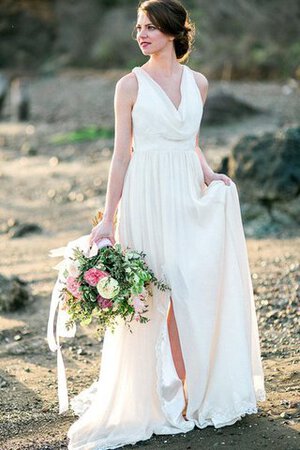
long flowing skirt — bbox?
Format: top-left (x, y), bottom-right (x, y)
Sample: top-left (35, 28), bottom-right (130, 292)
top-left (67, 150), bottom-right (266, 450)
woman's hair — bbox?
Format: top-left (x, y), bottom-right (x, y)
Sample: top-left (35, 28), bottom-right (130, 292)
top-left (135, 0), bottom-right (195, 62)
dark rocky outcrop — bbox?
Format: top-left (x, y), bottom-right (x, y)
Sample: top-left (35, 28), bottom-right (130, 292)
top-left (0, 74), bottom-right (9, 118)
top-left (1, 219), bottom-right (43, 238)
top-left (8, 223), bottom-right (43, 239)
top-left (202, 91), bottom-right (261, 125)
top-left (10, 78), bottom-right (30, 121)
top-left (0, 274), bottom-right (31, 312)
top-left (230, 126), bottom-right (300, 204)
top-left (219, 126), bottom-right (300, 235)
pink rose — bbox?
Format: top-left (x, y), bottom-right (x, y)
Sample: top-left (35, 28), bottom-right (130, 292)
top-left (84, 268), bottom-right (109, 286)
top-left (97, 295), bottom-right (113, 309)
top-left (66, 276), bottom-right (81, 298)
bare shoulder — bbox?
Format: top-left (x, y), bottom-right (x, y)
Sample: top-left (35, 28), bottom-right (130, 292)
top-left (189, 68), bottom-right (209, 104)
top-left (115, 72), bottom-right (138, 107)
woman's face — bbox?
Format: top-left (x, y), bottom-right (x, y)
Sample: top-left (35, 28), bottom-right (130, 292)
top-left (135, 11), bottom-right (173, 56)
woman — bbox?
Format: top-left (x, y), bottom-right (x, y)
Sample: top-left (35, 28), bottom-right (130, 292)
top-left (67, 1), bottom-right (266, 448)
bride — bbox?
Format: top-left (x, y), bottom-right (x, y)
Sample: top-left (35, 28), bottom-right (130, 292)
top-left (48, 1), bottom-right (266, 449)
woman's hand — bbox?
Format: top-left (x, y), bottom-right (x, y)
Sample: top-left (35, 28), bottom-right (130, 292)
top-left (205, 171), bottom-right (231, 186)
top-left (89, 218), bottom-right (116, 247)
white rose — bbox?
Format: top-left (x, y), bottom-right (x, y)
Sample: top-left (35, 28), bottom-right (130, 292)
top-left (67, 260), bottom-right (80, 278)
top-left (97, 276), bottom-right (120, 299)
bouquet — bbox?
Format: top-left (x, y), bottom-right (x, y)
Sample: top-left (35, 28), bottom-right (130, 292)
top-left (56, 212), bottom-right (170, 335)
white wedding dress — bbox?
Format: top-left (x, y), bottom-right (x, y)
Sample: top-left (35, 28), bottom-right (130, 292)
top-left (48, 64), bottom-right (266, 450)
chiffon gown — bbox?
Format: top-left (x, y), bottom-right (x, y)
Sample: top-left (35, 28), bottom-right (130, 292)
top-left (55, 64), bottom-right (266, 449)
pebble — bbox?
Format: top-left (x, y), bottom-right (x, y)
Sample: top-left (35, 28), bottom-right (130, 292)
top-left (14, 334), bottom-right (22, 341)
top-left (49, 156), bottom-right (59, 167)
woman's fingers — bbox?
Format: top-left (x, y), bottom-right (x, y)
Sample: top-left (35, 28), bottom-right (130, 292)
top-left (89, 233), bottom-right (96, 247)
top-left (88, 221), bottom-right (115, 247)
top-left (218, 173), bottom-right (231, 185)
top-left (90, 232), bottom-right (113, 246)
top-left (89, 228), bottom-right (100, 246)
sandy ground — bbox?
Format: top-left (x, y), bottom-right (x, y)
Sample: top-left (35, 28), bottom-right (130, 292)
top-left (0, 69), bottom-right (299, 449)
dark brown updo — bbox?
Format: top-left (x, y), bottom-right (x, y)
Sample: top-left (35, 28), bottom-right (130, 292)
top-left (136, 0), bottom-right (195, 62)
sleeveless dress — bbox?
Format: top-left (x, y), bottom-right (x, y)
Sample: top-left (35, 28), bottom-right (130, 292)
top-left (64, 64), bottom-right (266, 449)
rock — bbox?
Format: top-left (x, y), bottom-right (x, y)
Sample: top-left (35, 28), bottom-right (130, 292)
top-left (244, 219), bottom-right (281, 238)
top-left (240, 202), bottom-right (269, 222)
top-left (0, 217), bottom-right (18, 234)
top-left (10, 78), bottom-right (30, 121)
top-left (219, 126), bottom-right (300, 233)
top-left (0, 273), bottom-right (30, 312)
top-left (217, 155), bottom-right (229, 175)
top-left (8, 223), bottom-right (43, 238)
top-left (229, 126), bottom-right (300, 203)
top-left (14, 334), bottom-right (22, 341)
top-left (202, 90), bottom-right (260, 125)
top-left (77, 347), bottom-right (86, 356)
top-left (0, 73), bottom-right (9, 119)
top-left (0, 376), bottom-right (8, 388)
top-left (272, 197), bottom-right (300, 224)
top-left (20, 141), bottom-right (37, 156)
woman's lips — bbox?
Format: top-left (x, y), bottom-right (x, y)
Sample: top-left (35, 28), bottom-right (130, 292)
top-left (141, 42), bottom-right (151, 48)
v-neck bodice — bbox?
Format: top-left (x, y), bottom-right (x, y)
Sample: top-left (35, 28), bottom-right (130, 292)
top-left (138, 65), bottom-right (186, 112)
top-left (131, 64), bottom-right (203, 153)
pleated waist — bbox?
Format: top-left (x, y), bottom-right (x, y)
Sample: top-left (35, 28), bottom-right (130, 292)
top-left (132, 137), bottom-right (196, 153)
top-left (132, 147), bottom-right (197, 155)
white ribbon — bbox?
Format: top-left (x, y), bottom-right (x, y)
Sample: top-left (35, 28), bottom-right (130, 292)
top-left (47, 235), bottom-right (112, 413)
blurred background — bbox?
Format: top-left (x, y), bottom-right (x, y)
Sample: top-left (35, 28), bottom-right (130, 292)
top-left (0, 1), bottom-right (299, 449)
top-left (0, 0), bottom-right (299, 78)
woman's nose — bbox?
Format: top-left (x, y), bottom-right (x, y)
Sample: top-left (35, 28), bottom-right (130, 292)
top-left (139, 28), bottom-right (148, 39)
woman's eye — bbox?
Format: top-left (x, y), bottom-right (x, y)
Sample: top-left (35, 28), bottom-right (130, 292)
top-left (135, 25), bottom-right (156, 33)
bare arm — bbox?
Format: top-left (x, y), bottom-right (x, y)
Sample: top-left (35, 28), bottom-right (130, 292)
top-left (192, 70), bottom-right (231, 186)
top-left (89, 73), bottom-right (137, 245)
top-left (195, 135), bottom-right (215, 184)
top-left (102, 74), bottom-right (137, 223)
